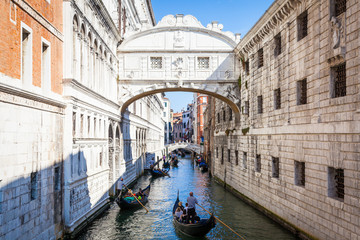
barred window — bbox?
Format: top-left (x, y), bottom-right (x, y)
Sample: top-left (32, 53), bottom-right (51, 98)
top-left (150, 57), bottom-right (162, 69)
top-left (198, 57), bottom-right (209, 69)
top-left (255, 154), bottom-right (261, 172)
top-left (258, 48), bottom-right (263, 68)
top-left (54, 166), bottom-right (61, 191)
top-left (223, 109), bottom-right (226, 121)
top-left (335, 0), bottom-right (346, 17)
top-left (328, 167), bottom-right (344, 200)
top-left (221, 147), bottom-right (224, 165)
top-left (244, 101), bottom-right (249, 115)
top-left (331, 63), bottom-right (346, 98)
top-left (235, 150), bottom-right (239, 165)
top-left (245, 60), bottom-right (250, 75)
top-left (297, 11), bottom-right (308, 41)
top-left (274, 88), bottom-right (281, 109)
top-left (216, 147), bottom-right (218, 158)
top-left (217, 112), bottom-right (220, 123)
top-left (274, 33), bottom-right (281, 57)
top-left (257, 95), bottom-right (263, 114)
top-left (272, 157), bottom-right (279, 178)
top-left (229, 107), bottom-right (233, 121)
top-left (72, 112), bottom-right (76, 136)
top-left (30, 172), bottom-right (38, 200)
top-left (294, 161), bottom-right (305, 186)
top-left (228, 149), bottom-right (231, 162)
top-left (297, 79), bottom-right (307, 105)
top-left (243, 152), bottom-right (247, 169)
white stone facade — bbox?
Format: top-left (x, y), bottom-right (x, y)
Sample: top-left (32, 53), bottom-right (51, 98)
top-left (62, 0), bottom-right (164, 235)
top-left (211, 0), bottom-right (360, 239)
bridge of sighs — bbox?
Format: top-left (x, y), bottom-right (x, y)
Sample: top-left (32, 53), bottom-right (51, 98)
top-left (117, 14), bottom-right (242, 122)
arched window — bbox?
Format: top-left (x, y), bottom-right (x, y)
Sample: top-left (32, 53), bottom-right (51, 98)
top-left (72, 16), bottom-right (79, 78)
top-left (93, 40), bottom-right (98, 90)
top-left (80, 24), bottom-right (85, 83)
top-left (87, 32), bottom-right (92, 88)
top-left (108, 124), bottom-right (113, 143)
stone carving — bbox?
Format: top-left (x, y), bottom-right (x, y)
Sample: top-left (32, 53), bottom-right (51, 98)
top-left (225, 70), bottom-right (231, 79)
top-left (330, 16), bottom-right (343, 49)
top-left (173, 57), bottom-right (184, 78)
top-left (174, 57), bottom-right (184, 69)
top-left (127, 71), bottom-right (134, 78)
top-left (174, 31), bottom-right (185, 48)
top-left (224, 85), bottom-right (240, 104)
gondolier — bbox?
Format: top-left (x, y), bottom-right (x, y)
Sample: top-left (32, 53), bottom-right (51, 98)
top-left (187, 192), bottom-right (198, 223)
top-left (116, 177), bottom-right (125, 196)
top-left (172, 191), bottom-right (215, 237)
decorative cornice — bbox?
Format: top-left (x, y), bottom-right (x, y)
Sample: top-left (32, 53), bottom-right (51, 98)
top-left (0, 82), bottom-right (65, 113)
top-left (235, 0), bottom-right (299, 57)
top-left (63, 78), bottom-right (120, 109)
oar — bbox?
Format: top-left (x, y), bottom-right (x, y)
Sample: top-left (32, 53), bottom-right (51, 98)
top-left (159, 168), bottom-right (171, 177)
top-left (125, 186), bottom-right (149, 213)
top-left (196, 203), bottom-right (246, 240)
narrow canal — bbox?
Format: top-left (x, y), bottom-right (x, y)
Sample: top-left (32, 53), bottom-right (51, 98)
top-left (78, 155), bottom-right (297, 240)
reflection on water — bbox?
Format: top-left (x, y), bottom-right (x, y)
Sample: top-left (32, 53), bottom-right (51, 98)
top-left (78, 155), bottom-right (297, 240)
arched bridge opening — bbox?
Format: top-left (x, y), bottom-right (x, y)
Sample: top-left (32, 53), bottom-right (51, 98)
top-left (120, 87), bottom-right (240, 123)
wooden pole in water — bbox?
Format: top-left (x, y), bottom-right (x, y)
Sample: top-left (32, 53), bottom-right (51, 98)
top-left (196, 203), bottom-right (246, 240)
top-left (125, 186), bottom-right (149, 213)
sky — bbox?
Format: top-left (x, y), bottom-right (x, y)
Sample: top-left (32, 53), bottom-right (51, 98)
top-left (151, 0), bottom-right (274, 113)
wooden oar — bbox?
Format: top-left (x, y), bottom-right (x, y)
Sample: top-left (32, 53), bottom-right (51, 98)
top-left (125, 186), bottom-right (149, 213)
top-left (196, 203), bottom-right (246, 240)
top-left (159, 168), bottom-right (171, 177)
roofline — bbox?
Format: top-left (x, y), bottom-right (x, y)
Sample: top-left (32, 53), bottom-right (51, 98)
top-left (146, 0), bottom-right (156, 26)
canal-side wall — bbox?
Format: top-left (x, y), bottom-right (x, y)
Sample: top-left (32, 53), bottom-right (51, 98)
top-left (0, 0), bottom-right (64, 239)
top-left (209, 0), bottom-right (360, 239)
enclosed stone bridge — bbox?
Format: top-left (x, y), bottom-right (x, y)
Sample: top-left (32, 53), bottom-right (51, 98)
top-left (166, 142), bottom-right (202, 154)
top-left (117, 14), bottom-right (242, 121)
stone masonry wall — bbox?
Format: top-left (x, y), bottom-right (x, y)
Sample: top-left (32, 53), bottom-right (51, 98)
top-left (0, 94), bottom-right (64, 240)
top-left (211, 0), bottom-right (360, 239)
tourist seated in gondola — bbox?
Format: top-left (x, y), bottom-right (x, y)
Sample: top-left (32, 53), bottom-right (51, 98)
top-left (175, 201), bottom-right (184, 219)
top-left (180, 203), bottom-right (189, 222)
top-left (136, 188), bottom-right (145, 199)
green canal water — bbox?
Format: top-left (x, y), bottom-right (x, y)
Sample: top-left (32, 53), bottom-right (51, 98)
top-left (77, 155), bottom-right (298, 240)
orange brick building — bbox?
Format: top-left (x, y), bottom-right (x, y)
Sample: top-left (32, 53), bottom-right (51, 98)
top-left (195, 93), bottom-right (208, 144)
top-left (0, 0), bottom-right (63, 93)
top-left (0, 0), bottom-right (64, 239)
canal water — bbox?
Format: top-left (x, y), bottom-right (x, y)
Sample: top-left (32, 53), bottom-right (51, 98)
top-left (78, 155), bottom-right (297, 240)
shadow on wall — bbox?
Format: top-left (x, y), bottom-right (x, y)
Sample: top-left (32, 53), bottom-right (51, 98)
top-left (0, 161), bottom-right (64, 239)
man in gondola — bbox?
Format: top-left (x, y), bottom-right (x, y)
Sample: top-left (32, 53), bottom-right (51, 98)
top-left (116, 177), bottom-right (125, 196)
top-left (186, 192), bottom-right (198, 224)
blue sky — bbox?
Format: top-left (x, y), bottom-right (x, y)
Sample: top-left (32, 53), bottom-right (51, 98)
top-left (151, 0), bottom-right (273, 112)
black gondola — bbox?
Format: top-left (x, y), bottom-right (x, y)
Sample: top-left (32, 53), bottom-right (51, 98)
top-left (172, 193), bottom-right (216, 237)
top-left (171, 158), bottom-right (179, 167)
top-left (163, 161), bottom-right (170, 169)
top-left (116, 184), bottom-right (150, 210)
top-left (150, 168), bottom-right (169, 177)
top-left (200, 163), bottom-right (208, 172)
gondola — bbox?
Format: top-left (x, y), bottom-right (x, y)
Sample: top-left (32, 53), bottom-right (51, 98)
top-left (171, 158), bottom-right (179, 167)
top-left (172, 193), bottom-right (216, 237)
top-left (163, 161), bottom-right (170, 169)
top-left (199, 162), bottom-right (208, 172)
top-left (115, 184), bottom-right (150, 210)
top-left (150, 168), bottom-right (169, 177)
